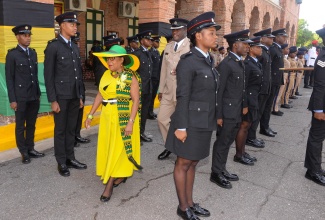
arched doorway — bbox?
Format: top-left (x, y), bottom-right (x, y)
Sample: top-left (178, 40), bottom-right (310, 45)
top-left (262, 12), bottom-right (271, 30)
top-left (231, 0), bottom-right (246, 32)
top-left (273, 17), bottom-right (280, 30)
top-left (249, 6), bottom-right (260, 37)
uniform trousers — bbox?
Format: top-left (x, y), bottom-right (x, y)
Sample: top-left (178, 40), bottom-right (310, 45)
top-left (211, 121), bottom-right (241, 174)
top-left (54, 98), bottom-right (79, 164)
top-left (157, 97), bottom-right (177, 142)
top-left (247, 94), bottom-right (269, 139)
top-left (304, 66), bottom-right (314, 87)
top-left (15, 99), bottom-right (40, 154)
top-left (140, 93), bottom-right (151, 134)
top-left (148, 79), bottom-right (159, 114)
top-left (260, 85), bottom-right (279, 130)
top-left (75, 96), bottom-right (85, 138)
top-left (293, 72), bottom-right (303, 95)
top-left (305, 114), bottom-right (325, 172)
top-left (281, 72), bottom-right (295, 105)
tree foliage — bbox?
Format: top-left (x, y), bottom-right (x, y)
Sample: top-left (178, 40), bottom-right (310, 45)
top-left (296, 19), bottom-right (323, 47)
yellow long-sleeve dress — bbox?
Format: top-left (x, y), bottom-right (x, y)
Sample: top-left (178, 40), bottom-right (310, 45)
top-left (96, 70), bottom-right (141, 184)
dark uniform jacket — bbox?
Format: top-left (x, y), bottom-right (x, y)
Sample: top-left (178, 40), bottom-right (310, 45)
top-left (44, 36), bottom-right (84, 102)
top-left (217, 52), bottom-right (247, 123)
top-left (132, 46), bottom-right (153, 94)
top-left (258, 46), bottom-right (272, 95)
top-left (5, 45), bottom-right (41, 102)
top-left (149, 47), bottom-right (161, 81)
top-left (170, 47), bottom-right (218, 131)
top-left (244, 56), bottom-right (263, 110)
top-left (269, 42), bottom-right (284, 86)
top-left (308, 48), bottom-right (325, 111)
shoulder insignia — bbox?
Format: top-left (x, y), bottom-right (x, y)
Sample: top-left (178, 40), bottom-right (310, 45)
top-left (30, 48), bottom-right (36, 51)
top-left (180, 51), bottom-right (192, 59)
top-left (47, 38), bottom-right (58, 44)
top-left (317, 60), bottom-right (325, 68)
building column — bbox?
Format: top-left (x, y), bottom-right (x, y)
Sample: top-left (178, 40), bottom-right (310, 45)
top-left (177, 0), bottom-right (213, 20)
top-left (138, 0), bottom-right (176, 24)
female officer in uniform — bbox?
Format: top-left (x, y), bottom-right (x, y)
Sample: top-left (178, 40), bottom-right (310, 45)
top-left (165, 12), bottom-right (220, 220)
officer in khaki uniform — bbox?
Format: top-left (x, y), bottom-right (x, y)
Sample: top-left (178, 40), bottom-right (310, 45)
top-left (293, 50), bottom-right (305, 96)
top-left (156, 18), bottom-right (190, 160)
top-left (5, 24), bottom-right (44, 164)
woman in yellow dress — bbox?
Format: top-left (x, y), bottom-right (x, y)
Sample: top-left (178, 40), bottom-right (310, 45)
top-left (85, 45), bottom-right (141, 202)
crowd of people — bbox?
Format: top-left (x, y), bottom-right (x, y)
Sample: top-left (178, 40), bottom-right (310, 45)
top-left (5, 10), bottom-right (325, 220)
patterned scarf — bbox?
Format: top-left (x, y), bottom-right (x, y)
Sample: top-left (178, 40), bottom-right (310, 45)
top-left (115, 68), bottom-right (142, 169)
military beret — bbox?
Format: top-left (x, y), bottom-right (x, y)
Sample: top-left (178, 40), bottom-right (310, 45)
top-left (187, 11), bottom-right (221, 37)
top-left (253, 28), bottom-right (275, 38)
top-left (103, 34), bottom-right (118, 41)
top-left (312, 39), bottom-right (319, 45)
top-left (248, 36), bottom-right (263, 47)
top-left (281, 43), bottom-right (289, 49)
top-left (298, 47), bottom-right (308, 52)
top-left (289, 46), bottom-right (297, 54)
top-left (224, 29), bottom-right (252, 43)
top-left (136, 30), bottom-right (152, 40)
top-left (126, 35), bottom-right (139, 43)
top-left (271, 28), bottom-right (288, 37)
top-left (169, 18), bottom-right (189, 30)
top-left (12, 24), bottom-right (32, 35)
top-left (104, 38), bottom-right (121, 47)
top-left (55, 12), bottom-right (80, 25)
top-left (151, 36), bottom-right (161, 42)
top-left (297, 50), bottom-right (305, 56)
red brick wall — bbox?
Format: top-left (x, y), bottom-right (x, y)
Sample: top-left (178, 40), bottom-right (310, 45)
top-left (139, 0), bottom-right (176, 23)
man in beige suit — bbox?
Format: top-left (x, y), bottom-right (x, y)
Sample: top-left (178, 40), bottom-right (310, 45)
top-left (157, 18), bottom-right (190, 160)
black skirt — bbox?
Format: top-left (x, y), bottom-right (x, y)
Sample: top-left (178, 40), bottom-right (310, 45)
top-left (165, 125), bottom-right (213, 161)
top-left (242, 108), bottom-right (258, 122)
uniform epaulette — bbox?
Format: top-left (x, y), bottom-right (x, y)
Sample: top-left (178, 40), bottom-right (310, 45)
top-left (48, 38), bottom-right (58, 44)
top-left (30, 48), bottom-right (36, 51)
top-left (8, 48), bottom-right (16, 52)
top-left (180, 51), bottom-right (193, 59)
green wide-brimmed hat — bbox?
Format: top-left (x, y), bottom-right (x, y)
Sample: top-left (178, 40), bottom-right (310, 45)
top-left (93, 45), bottom-right (140, 71)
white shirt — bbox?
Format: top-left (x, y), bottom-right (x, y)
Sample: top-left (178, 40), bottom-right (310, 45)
top-left (174, 38), bottom-right (186, 52)
top-left (307, 46), bottom-right (317, 66)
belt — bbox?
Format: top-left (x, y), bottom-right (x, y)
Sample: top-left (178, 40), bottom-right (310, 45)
top-left (102, 98), bottom-right (117, 106)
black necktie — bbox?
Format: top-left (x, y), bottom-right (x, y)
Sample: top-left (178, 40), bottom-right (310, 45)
top-left (68, 41), bottom-right (71, 47)
top-left (174, 43), bottom-right (178, 52)
top-left (25, 48), bottom-right (29, 56)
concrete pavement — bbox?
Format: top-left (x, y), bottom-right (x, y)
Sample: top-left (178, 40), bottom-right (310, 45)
top-left (1, 86), bottom-right (325, 220)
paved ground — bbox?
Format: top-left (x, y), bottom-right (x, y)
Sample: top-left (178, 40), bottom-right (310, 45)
top-left (1, 85), bottom-right (325, 220)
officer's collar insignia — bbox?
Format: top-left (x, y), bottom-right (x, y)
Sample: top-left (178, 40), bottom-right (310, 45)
top-left (25, 26), bottom-right (28, 30)
top-left (317, 60), bottom-right (325, 68)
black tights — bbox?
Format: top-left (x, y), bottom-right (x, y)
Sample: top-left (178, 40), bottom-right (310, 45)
top-left (235, 120), bottom-right (252, 157)
top-left (173, 157), bottom-right (199, 211)
top-left (102, 177), bottom-right (115, 197)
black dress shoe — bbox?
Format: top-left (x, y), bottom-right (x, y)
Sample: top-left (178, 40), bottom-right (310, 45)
top-left (268, 128), bottom-right (277, 134)
top-left (113, 178), bottom-right (127, 188)
top-left (158, 149), bottom-right (171, 160)
top-left (21, 153), bottom-right (31, 164)
top-left (257, 138), bottom-right (265, 144)
top-left (100, 195), bottom-right (111, 202)
top-left (246, 138), bottom-right (265, 148)
top-left (289, 96), bottom-right (298, 99)
top-left (74, 141), bottom-right (80, 147)
top-left (75, 136), bottom-right (90, 143)
top-left (190, 203), bottom-right (210, 217)
top-left (147, 112), bottom-right (157, 120)
top-left (234, 155), bottom-right (254, 166)
top-left (304, 85), bottom-right (312, 89)
top-left (305, 170), bottom-right (325, 186)
top-left (221, 170), bottom-right (239, 181)
top-left (295, 92), bottom-right (302, 96)
top-left (58, 164), bottom-right (70, 177)
top-left (271, 111), bottom-right (283, 116)
top-left (244, 152), bottom-right (257, 162)
top-left (140, 133), bottom-right (152, 142)
top-left (260, 129), bottom-right (275, 137)
top-left (210, 172), bottom-right (232, 189)
top-left (28, 150), bottom-right (45, 158)
top-left (66, 159), bottom-right (87, 169)
top-left (177, 206), bottom-right (200, 220)
top-left (288, 100), bottom-right (293, 104)
top-left (281, 104), bottom-right (291, 109)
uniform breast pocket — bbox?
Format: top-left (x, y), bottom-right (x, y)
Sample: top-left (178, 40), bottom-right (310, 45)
top-left (247, 91), bottom-right (259, 108)
top-left (232, 72), bottom-right (243, 86)
top-left (55, 76), bottom-right (70, 95)
top-left (57, 53), bottom-right (71, 66)
top-left (14, 82), bottom-right (27, 98)
top-left (196, 70), bottom-right (214, 89)
top-left (222, 98), bottom-right (240, 119)
top-left (16, 59), bottom-right (29, 73)
top-left (188, 101), bottom-right (209, 128)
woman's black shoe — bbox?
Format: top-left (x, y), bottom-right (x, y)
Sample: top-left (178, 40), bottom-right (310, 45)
top-left (177, 206), bottom-right (200, 220)
top-left (244, 152), bottom-right (257, 162)
top-left (113, 177), bottom-right (127, 188)
top-left (158, 149), bottom-right (171, 160)
top-left (100, 195), bottom-right (111, 202)
top-left (190, 203), bottom-right (210, 217)
top-left (234, 155), bottom-right (254, 166)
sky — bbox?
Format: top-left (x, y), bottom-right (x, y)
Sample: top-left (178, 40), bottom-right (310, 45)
top-left (299, 0), bottom-right (325, 32)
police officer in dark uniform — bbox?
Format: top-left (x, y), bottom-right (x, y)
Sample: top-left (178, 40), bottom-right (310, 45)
top-left (132, 30), bottom-right (153, 142)
top-left (246, 28), bottom-right (275, 148)
top-left (165, 11), bottom-right (219, 220)
top-left (210, 29), bottom-right (252, 189)
top-left (259, 28), bottom-right (287, 137)
top-left (304, 27), bottom-right (325, 186)
top-left (5, 24), bottom-right (44, 164)
top-left (148, 35), bottom-right (161, 119)
top-left (126, 35), bottom-right (139, 53)
top-left (71, 32), bottom-right (90, 146)
top-left (44, 12), bottom-right (87, 177)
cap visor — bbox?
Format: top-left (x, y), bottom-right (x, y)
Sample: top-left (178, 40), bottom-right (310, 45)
top-left (243, 39), bottom-right (254, 43)
top-left (170, 26), bottom-right (185, 30)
